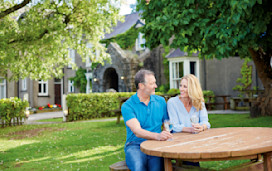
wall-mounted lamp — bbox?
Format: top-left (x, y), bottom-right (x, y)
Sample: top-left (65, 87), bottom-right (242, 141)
top-left (63, 109), bottom-right (68, 116)
top-left (93, 78), bottom-right (99, 82)
top-left (121, 76), bottom-right (125, 80)
top-left (25, 108), bottom-right (30, 118)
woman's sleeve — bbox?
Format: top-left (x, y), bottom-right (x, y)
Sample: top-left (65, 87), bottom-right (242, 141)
top-left (199, 103), bottom-right (211, 129)
top-left (167, 99), bottom-right (185, 132)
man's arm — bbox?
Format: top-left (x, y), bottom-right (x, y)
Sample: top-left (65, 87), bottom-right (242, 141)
top-left (126, 118), bottom-right (172, 141)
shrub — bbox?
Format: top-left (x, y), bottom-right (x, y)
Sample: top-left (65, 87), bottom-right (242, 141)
top-left (66, 92), bottom-right (134, 121)
top-left (167, 88), bottom-right (180, 95)
top-left (66, 92), bottom-right (164, 122)
top-left (0, 97), bottom-right (29, 127)
top-left (166, 88), bottom-right (215, 104)
top-left (156, 84), bottom-right (170, 93)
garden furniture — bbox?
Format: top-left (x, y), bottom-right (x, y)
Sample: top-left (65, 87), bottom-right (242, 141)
top-left (141, 127), bottom-right (272, 171)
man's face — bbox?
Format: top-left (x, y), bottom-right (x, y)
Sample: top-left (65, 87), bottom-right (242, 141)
top-left (141, 74), bottom-right (157, 95)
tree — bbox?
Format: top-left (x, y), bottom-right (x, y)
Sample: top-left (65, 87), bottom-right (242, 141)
top-left (138, 0), bottom-right (272, 116)
top-left (0, 0), bottom-right (123, 80)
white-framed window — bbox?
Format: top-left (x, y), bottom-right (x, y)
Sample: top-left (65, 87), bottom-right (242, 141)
top-left (38, 80), bottom-right (48, 96)
top-left (0, 77), bottom-right (6, 99)
top-left (68, 48), bottom-right (76, 68)
top-left (136, 32), bottom-right (145, 51)
top-left (169, 57), bottom-right (199, 89)
top-left (22, 78), bottom-right (27, 91)
top-left (68, 80), bottom-right (74, 93)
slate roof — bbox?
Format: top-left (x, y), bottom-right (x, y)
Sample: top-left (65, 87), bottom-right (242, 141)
top-left (166, 48), bottom-right (199, 58)
top-left (104, 12), bottom-right (142, 39)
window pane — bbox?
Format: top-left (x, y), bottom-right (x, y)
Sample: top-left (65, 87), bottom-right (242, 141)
top-left (178, 62), bottom-right (184, 78)
top-left (176, 81), bottom-right (179, 89)
top-left (43, 84), bottom-right (46, 93)
top-left (190, 61), bottom-right (196, 75)
top-left (172, 63), bottom-right (176, 78)
top-left (0, 86), bottom-right (4, 99)
top-left (39, 84), bottom-right (42, 93)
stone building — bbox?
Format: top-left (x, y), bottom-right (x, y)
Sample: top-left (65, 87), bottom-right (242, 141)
top-left (90, 12), bottom-right (167, 92)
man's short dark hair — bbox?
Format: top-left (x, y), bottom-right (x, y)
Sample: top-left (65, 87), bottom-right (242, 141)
top-left (135, 69), bottom-right (155, 89)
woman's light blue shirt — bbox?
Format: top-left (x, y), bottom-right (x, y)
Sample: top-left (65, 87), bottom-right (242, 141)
top-left (167, 96), bottom-right (211, 133)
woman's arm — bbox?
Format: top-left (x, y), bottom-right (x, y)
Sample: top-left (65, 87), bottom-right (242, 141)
top-left (199, 103), bottom-right (211, 129)
top-left (167, 98), bottom-right (186, 132)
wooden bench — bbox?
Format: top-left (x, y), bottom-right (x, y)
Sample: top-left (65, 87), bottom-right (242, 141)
top-left (205, 95), bottom-right (230, 110)
top-left (230, 97), bottom-right (256, 110)
top-left (111, 97), bottom-right (129, 124)
top-left (109, 161), bottom-right (130, 171)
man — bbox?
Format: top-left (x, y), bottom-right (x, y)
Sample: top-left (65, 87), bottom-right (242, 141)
top-left (121, 69), bottom-right (172, 171)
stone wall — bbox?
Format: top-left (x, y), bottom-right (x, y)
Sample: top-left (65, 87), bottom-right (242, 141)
top-left (92, 43), bottom-right (139, 92)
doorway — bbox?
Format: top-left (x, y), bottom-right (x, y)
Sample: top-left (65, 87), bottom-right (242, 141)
top-left (103, 68), bottom-right (118, 92)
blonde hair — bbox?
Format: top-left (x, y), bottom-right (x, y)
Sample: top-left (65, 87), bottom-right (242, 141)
top-left (181, 74), bottom-right (204, 111)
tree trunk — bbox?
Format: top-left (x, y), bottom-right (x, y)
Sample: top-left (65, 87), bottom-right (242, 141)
top-left (249, 48), bottom-right (272, 117)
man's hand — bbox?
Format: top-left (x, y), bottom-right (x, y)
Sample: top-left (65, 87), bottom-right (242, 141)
top-left (156, 131), bottom-right (173, 141)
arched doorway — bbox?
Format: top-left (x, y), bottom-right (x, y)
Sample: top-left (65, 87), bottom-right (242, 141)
top-left (103, 68), bottom-right (119, 92)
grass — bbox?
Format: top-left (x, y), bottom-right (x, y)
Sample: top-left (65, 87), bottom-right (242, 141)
top-left (35, 118), bottom-right (63, 122)
top-left (0, 113), bottom-right (272, 170)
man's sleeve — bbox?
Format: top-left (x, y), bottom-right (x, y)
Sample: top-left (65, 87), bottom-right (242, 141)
top-left (162, 98), bottom-right (169, 121)
top-left (121, 102), bottom-right (136, 123)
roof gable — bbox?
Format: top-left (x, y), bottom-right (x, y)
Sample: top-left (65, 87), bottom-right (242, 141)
top-left (104, 12), bottom-right (142, 39)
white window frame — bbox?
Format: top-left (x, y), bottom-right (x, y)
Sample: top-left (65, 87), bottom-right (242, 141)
top-left (68, 48), bottom-right (76, 68)
top-left (38, 80), bottom-right (48, 96)
top-left (68, 80), bottom-right (75, 93)
top-left (136, 32), bottom-right (145, 51)
top-left (169, 57), bottom-right (199, 89)
top-left (0, 77), bottom-right (6, 99)
top-left (22, 78), bottom-right (27, 91)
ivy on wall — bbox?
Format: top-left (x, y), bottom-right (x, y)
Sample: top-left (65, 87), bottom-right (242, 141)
top-left (70, 67), bottom-right (87, 93)
top-left (100, 25), bottom-right (143, 50)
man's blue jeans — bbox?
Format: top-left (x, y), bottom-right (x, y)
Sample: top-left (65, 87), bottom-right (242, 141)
top-left (125, 141), bottom-right (164, 171)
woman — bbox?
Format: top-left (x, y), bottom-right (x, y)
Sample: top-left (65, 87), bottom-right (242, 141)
top-left (167, 74), bottom-right (211, 134)
top-left (167, 74), bottom-right (211, 167)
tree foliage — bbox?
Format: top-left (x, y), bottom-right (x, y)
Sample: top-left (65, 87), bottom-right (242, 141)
top-left (138, 0), bottom-right (271, 59)
top-left (0, 0), bottom-right (123, 81)
top-left (138, 0), bottom-right (272, 115)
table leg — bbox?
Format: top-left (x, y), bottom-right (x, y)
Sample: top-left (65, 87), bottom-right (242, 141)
top-left (263, 152), bottom-right (272, 171)
top-left (164, 158), bottom-right (172, 171)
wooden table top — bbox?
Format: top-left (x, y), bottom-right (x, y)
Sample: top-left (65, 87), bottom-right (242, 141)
top-left (140, 127), bottom-right (272, 160)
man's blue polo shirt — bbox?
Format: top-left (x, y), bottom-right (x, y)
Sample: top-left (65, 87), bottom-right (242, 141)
top-left (121, 93), bottom-right (168, 144)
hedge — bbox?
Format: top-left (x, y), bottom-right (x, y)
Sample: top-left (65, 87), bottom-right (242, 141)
top-left (66, 91), bottom-right (213, 122)
top-left (66, 92), bottom-right (166, 121)
top-left (66, 92), bottom-right (134, 121)
top-left (0, 97), bottom-right (29, 127)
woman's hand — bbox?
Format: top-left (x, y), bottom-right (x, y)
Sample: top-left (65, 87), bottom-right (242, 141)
top-left (192, 123), bottom-right (204, 133)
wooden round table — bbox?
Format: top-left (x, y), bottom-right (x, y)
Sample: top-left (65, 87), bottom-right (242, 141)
top-left (140, 127), bottom-right (272, 171)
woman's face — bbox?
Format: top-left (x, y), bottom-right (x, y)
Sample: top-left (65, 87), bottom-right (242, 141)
top-left (179, 79), bottom-right (189, 98)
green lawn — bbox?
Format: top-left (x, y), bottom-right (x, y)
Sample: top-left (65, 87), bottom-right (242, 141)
top-left (0, 114), bottom-right (272, 170)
